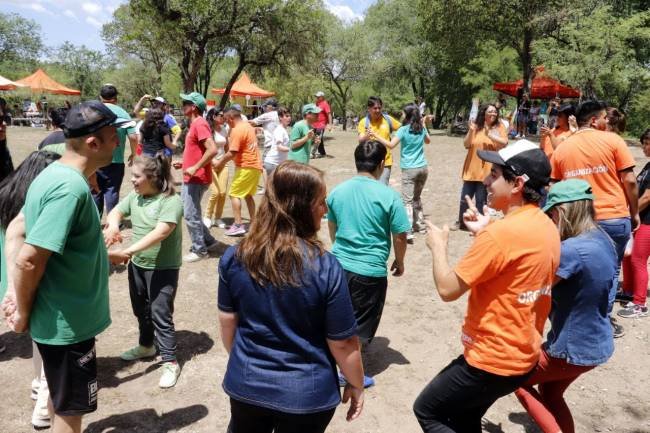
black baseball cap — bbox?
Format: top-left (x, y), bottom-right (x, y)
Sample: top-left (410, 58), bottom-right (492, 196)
top-left (261, 97), bottom-right (278, 108)
top-left (63, 100), bottom-right (135, 138)
top-left (100, 84), bottom-right (118, 100)
top-left (477, 139), bottom-right (551, 190)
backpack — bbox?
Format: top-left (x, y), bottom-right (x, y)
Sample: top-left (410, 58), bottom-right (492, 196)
top-left (365, 113), bottom-right (395, 134)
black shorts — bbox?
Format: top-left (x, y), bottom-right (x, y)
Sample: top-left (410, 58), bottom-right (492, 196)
top-left (36, 338), bottom-right (98, 416)
top-left (344, 270), bottom-right (388, 345)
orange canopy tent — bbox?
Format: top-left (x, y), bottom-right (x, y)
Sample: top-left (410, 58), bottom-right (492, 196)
top-left (15, 68), bottom-right (81, 96)
top-left (211, 72), bottom-right (275, 98)
top-left (0, 74), bottom-right (25, 91)
top-left (493, 67), bottom-right (580, 99)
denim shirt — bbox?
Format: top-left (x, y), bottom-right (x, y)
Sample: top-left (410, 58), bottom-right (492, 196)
top-left (544, 229), bottom-right (616, 366)
top-left (218, 245), bottom-right (357, 414)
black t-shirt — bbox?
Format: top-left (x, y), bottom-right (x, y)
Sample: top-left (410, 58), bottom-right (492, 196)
top-left (638, 162), bottom-right (650, 225)
top-left (141, 124), bottom-right (171, 155)
top-left (38, 130), bottom-right (66, 150)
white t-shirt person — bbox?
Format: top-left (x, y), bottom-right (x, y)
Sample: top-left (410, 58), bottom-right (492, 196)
top-left (264, 126), bottom-right (289, 166)
top-left (251, 110), bottom-right (280, 149)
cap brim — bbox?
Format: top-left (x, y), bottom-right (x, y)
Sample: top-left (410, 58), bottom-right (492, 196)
top-left (179, 94), bottom-right (193, 104)
top-left (113, 118), bottom-right (136, 129)
top-left (477, 149), bottom-right (505, 165)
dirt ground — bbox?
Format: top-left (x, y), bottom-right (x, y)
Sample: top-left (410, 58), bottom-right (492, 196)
top-left (1, 126), bottom-right (649, 433)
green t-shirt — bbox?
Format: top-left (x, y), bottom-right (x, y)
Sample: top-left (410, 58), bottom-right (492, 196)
top-left (23, 162), bottom-right (111, 345)
top-left (105, 103), bottom-right (136, 164)
top-left (117, 191), bottom-right (183, 270)
top-left (40, 142), bottom-right (66, 155)
top-left (0, 229), bottom-right (6, 301)
top-left (327, 176), bottom-right (411, 277)
top-left (288, 120), bottom-right (312, 164)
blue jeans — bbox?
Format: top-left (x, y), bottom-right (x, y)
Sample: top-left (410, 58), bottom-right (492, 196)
top-left (93, 163), bottom-right (125, 217)
top-left (458, 181), bottom-right (487, 227)
top-left (182, 183), bottom-right (216, 255)
top-left (598, 217), bottom-right (631, 312)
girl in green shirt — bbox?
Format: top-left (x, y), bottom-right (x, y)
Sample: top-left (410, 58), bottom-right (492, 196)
top-left (105, 155), bottom-right (184, 389)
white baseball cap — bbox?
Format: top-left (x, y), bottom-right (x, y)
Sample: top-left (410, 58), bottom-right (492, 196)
top-left (315, 91), bottom-right (325, 97)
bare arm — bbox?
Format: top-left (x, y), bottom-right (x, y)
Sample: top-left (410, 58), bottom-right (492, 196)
top-left (291, 131), bottom-right (313, 150)
top-left (387, 136), bottom-right (400, 150)
top-left (219, 311), bottom-right (238, 353)
top-left (328, 220), bottom-right (337, 243)
top-left (133, 94), bottom-right (150, 115)
top-left (425, 223), bottom-right (471, 302)
top-left (213, 149), bottom-right (236, 172)
top-left (390, 232), bottom-right (407, 276)
top-left (163, 134), bottom-right (175, 151)
top-left (125, 222), bottom-right (176, 255)
top-left (185, 137), bottom-right (218, 177)
top-left (127, 133), bottom-right (138, 165)
top-left (638, 189), bottom-right (650, 213)
top-left (2, 213), bottom-right (25, 301)
top-left (620, 168), bottom-right (640, 229)
top-left (463, 128), bottom-right (475, 149)
top-left (327, 336), bottom-right (365, 421)
top-left (11, 243), bottom-right (52, 332)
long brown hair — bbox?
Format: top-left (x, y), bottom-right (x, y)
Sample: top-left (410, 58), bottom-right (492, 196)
top-left (236, 161), bottom-right (325, 287)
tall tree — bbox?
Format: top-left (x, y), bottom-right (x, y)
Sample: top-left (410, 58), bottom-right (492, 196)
top-left (0, 12), bottom-right (43, 77)
top-left (217, 0), bottom-right (327, 108)
top-left (56, 42), bottom-right (106, 98)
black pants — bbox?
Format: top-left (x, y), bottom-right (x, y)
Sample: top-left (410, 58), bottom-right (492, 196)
top-left (311, 128), bottom-right (326, 156)
top-left (93, 162), bottom-right (125, 217)
top-left (344, 270), bottom-right (388, 345)
top-left (458, 181), bottom-right (486, 228)
top-left (227, 398), bottom-right (335, 433)
top-left (413, 355), bottom-right (532, 433)
top-left (128, 263), bottom-right (179, 362)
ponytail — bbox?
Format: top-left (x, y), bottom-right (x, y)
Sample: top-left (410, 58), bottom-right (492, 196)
top-left (134, 155), bottom-right (176, 196)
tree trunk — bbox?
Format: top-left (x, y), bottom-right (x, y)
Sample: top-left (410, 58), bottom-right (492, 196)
top-left (218, 59), bottom-right (246, 109)
top-left (433, 96), bottom-right (444, 129)
top-left (520, 28), bottom-right (534, 97)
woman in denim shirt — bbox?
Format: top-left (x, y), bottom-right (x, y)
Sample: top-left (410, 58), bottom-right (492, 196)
top-left (218, 161), bottom-right (364, 433)
top-left (515, 179), bottom-right (616, 433)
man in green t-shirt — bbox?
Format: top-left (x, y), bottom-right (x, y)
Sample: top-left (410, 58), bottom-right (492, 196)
top-left (4, 101), bottom-right (134, 433)
top-left (94, 84), bottom-right (138, 216)
top-left (288, 103), bottom-right (321, 164)
top-left (327, 140), bottom-right (410, 388)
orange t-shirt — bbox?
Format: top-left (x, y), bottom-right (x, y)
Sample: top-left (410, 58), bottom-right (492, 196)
top-left (540, 127), bottom-right (571, 159)
top-left (455, 204), bottom-right (560, 376)
top-left (550, 129), bottom-right (635, 220)
top-left (229, 121), bottom-right (262, 170)
top-left (462, 123), bottom-right (507, 181)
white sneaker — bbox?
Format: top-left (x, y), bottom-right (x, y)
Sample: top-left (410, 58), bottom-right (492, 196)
top-left (202, 217), bottom-right (212, 228)
top-left (32, 384), bottom-right (50, 429)
top-left (31, 377), bottom-right (40, 401)
top-left (159, 362), bottom-right (181, 388)
top-left (214, 219), bottom-right (227, 229)
top-left (183, 252), bottom-right (206, 263)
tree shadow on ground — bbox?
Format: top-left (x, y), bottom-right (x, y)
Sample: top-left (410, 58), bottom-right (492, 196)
top-left (0, 331), bottom-right (34, 361)
top-left (98, 330), bottom-right (214, 388)
top-left (363, 336), bottom-right (410, 377)
top-left (84, 404), bottom-right (209, 433)
top-left (508, 412), bottom-right (542, 433)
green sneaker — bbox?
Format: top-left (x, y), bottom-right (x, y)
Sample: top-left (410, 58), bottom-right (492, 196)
top-left (159, 362), bottom-right (181, 388)
top-left (120, 345), bottom-right (156, 361)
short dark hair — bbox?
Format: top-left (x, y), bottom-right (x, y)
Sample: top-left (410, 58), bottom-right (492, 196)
top-left (49, 107), bottom-right (68, 128)
top-left (100, 84), bottom-right (118, 100)
top-left (500, 164), bottom-right (544, 204)
top-left (367, 96), bottom-right (383, 108)
top-left (355, 140), bottom-right (386, 173)
top-left (606, 107), bottom-right (626, 134)
top-left (277, 107), bottom-right (290, 117)
top-left (575, 100), bottom-right (606, 127)
top-left (641, 129), bottom-right (650, 144)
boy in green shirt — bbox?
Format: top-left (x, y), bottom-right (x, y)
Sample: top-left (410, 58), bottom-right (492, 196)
top-left (327, 140), bottom-right (410, 388)
top-left (288, 103), bottom-right (322, 164)
top-left (4, 101), bottom-right (133, 433)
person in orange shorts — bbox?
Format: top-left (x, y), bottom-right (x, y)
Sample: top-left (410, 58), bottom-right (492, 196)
top-left (413, 140), bottom-right (561, 433)
top-left (550, 99), bottom-right (639, 338)
top-left (213, 105), bottom-right (262, 237)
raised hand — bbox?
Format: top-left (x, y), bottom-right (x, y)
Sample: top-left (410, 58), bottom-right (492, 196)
top-left (462, 195), bottom-right (491, 235)
top-left (425, 221), bottom-right (449, 252)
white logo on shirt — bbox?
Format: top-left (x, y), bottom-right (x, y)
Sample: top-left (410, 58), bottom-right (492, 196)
top-left (564, 165), bottom-right (608, 178)
top-left (518, 285), bottom-right (552, 305)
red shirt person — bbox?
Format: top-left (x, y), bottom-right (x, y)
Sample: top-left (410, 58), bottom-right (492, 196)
top-left (311, 91), bottom-right (332, 158)
top-left (179, 92), bottom-right (218, 262)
